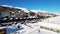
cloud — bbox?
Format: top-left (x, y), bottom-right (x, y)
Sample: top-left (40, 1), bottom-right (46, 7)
top-left (2, 5), bottom-right (13, 8)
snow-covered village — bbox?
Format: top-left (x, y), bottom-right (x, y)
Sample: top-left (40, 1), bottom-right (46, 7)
top-left (0, 0), bottom-right (60, 34)
top-left (0, 5), bottom-right (60, 34)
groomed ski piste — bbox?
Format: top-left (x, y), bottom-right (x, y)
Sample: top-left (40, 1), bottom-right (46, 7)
top-left (1, 16), bottom-right (59, 34)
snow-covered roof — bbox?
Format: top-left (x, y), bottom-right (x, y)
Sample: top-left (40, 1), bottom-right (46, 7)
top-left (30, 10), bottom-right (38, 13)
top-left (0, 27), bottom-right (6, 29)
top-left (31, 10), bottom-right (48, 13)
top-left (14, 7), bottom-right (29, 13)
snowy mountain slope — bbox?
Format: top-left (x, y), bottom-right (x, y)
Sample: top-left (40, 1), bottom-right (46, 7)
top-left (1, 5), bottom-right (58, 16)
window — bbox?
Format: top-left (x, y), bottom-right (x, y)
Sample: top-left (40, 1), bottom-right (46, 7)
top-left (0, 13), bottom-right (1, 15)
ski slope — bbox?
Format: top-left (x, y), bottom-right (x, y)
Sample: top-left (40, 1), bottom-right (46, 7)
top-left (1, 16), bottom-right (60, 34)
top-left (19, 16), bottom-right (60, 34)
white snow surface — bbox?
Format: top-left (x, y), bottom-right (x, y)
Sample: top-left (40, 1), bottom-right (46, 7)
top-left (14, 7), bottom-right (29, 13)
top-left (43, 16), bottom-right (60, 24)
top-left (19, 16), bottom-right (60, 34)
top-left (31, 10), bottom-right (48, 13)
top-left (1, 16), bottom-right (60, 34)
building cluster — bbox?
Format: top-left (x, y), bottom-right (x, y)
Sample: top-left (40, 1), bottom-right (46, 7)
top-left (0, 5), bottom-right (58, 34)
top-left (0, 6), bottom-right (39, 20)
top-left (0, 5), bottom-right (57, 22)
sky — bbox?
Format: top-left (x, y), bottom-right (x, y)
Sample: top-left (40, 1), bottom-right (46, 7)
top-left (0, 0), bottom-right (60, 14)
